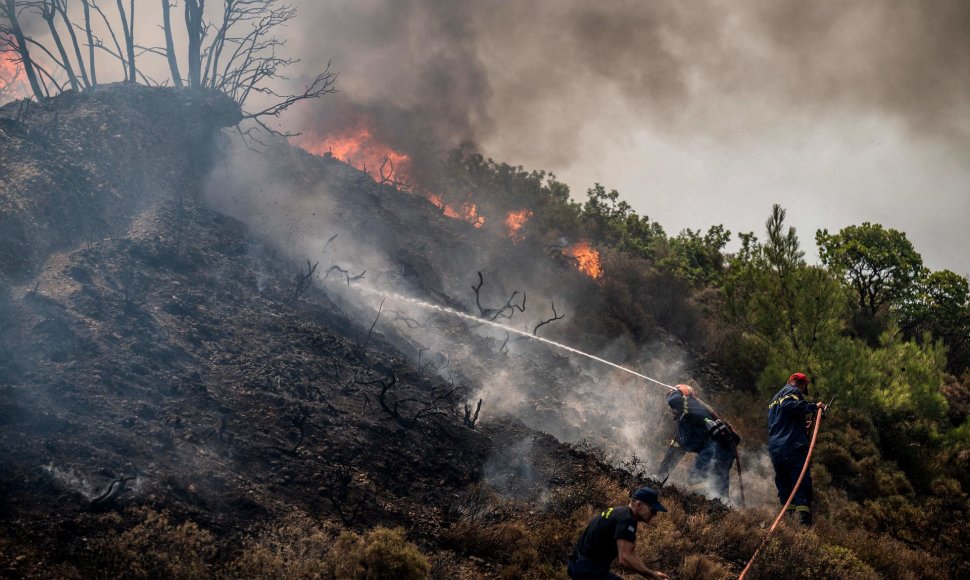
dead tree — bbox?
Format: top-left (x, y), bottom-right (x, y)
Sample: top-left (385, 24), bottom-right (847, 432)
top-left (463, 398), bottom-right (482, 429)
top-left (80, 0), bottom-right (95, 84)
top-left (471, 271), bottom-right (526, 321)
top-left (39, 1), bottom-right (79, 91)
top-left (3, 0), bottom-right (335, 132)
top-left (90, 475), bottom-right (134, 507)
top-left (533, 300), bottom-right (566, 336)
top-left (375, 370), bottom-right (458, 430)
top-left (292, 259), bottom-right (317, 301)
top-left (114, 0), bottom-right (134, 82)
top-left (1, 0), bottom-right (45, 99)
top-left (160, 0), bottom-right (181, 87)
top-left (361, 297), bottom-right (384, 348)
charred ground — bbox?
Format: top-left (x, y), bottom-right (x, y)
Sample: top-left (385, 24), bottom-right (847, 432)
top-left (0, 86), bottom-right (737, 578)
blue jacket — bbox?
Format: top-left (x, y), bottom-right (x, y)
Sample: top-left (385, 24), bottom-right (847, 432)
top-left (667, 391), bottom-right (715, 453)
top-left (767, 385), bottom-right (818, 457)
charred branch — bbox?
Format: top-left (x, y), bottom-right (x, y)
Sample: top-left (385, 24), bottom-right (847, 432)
top-left (90, 475), bottom-right (134, 507)
top-left (533, 300), bottom-right (566, 336)
top-left (463, 398), bottom-right (482, 429)
top-left (375, 370), bottom-right (458, 430)
top-left (323, 265), bottom-right (365, 287)
top-left (361, 297), bottom-right (384, 348)
top-left (1, 0), bottom-right (46, 99)
top-left (292, 259), bottom-right (317, 302)
top-left (471, 271), bottom-right (526, 321)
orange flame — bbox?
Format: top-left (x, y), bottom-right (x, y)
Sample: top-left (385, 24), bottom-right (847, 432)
top-left (294, 122), bottom-right (413, 187)
top-left (0, 52), bottom-right (28, 101)
top-left (293, 116), bottom-right (486, 228)
top-left (428, 194), bottom-right (485, 228)
top-left (564, 241), bottom-right (603, 279)
top-left (505, 209), bottom-right (533, 243)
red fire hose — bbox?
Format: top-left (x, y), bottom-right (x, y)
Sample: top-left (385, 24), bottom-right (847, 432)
top-left (738, 405), bottom-right (825, 579)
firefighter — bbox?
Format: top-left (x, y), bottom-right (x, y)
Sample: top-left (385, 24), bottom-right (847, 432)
top-left (567, 486), bottom-right (671, 580)
top-left (768, 372), bottom-right (825, 525)
top-left (655, 384), bottom-right (737, 498)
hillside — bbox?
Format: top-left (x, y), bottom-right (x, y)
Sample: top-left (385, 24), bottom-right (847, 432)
top-left (0, 86), bottom-right (965, 579)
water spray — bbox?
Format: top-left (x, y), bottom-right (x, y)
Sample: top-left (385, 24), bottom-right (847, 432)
top-left (357, 285), bottom-right (677, 392)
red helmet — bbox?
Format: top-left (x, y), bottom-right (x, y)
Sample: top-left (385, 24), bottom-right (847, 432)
top-left (789, 372), bottom-right (809, 384)
top-left (676, 384), bottom-right (694, 397)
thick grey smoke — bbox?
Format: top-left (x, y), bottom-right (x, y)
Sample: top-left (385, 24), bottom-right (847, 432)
top-left (289, 0), bottom-right (969, 271)
top-left (294, 0), bottom-right (969, 158)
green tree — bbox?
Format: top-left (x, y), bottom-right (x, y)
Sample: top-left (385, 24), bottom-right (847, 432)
top-left (899, 269), bottom-right (970, 374)
top-left (724, 205), bottom-right (848, 393)
top-left (662, 224), bottom-right (731, 287)
top-left (580, 184), bottom-right (665, 260)
top-left (816, 223), bottom-right (924, 317)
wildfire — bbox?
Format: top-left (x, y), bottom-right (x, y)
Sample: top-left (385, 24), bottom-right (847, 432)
top-left (0, 53), bottom-right (27, 102)
top-left (564, 240), bottom-right (603, 279)
top-left (429, 194), bottom-right (485, 228)
top-left (294, 122), bottom-right (413, 187)
top-left (505, 209), bottom-right (533, 243)
top-left (295, 115), bottom-right (487, 228)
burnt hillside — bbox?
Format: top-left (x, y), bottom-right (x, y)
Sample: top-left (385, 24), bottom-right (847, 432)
top-left (1, 86), bottom-right (959, 580)
top-left (0, 86), bottom-right (738, 579)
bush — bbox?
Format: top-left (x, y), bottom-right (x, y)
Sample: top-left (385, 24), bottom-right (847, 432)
top-left (323, 526), bottom-right (430, 580)
top-left (224, 512), bottom-right (334, 579)
top-left (679, 553), bottom-right (732, 580)
top-left (94, 507), bottom-right (215, 579)
top-left (750, 522), bottom-right (877, 580)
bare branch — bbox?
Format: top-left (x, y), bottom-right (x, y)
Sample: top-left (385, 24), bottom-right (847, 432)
top-left (533, 300), bottom-right (566, 336)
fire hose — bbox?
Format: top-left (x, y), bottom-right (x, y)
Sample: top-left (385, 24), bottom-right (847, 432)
top-left (738, 404), bottom-right (825, 580)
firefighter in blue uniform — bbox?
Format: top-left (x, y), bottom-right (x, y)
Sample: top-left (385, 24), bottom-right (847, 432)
top-left (656, 385), bottom-right (738, 498)
top-left (768, 372), bottom-right (825, 525)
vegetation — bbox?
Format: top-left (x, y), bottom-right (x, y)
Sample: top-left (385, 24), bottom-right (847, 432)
top-left (435, 150), bottom-right (970, 577)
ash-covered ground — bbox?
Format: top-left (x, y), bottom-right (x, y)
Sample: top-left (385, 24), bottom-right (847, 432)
top-left (0, 86), bottom-right (743, 578)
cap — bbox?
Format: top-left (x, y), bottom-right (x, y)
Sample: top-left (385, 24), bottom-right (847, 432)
top-left (632, 486), bottom-right (667, 513)
top-left (789, 372), bottom-right (808, 384)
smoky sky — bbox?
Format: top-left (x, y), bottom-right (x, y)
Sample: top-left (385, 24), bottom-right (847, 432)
top-left (288, 0), bottom-right (970, 272)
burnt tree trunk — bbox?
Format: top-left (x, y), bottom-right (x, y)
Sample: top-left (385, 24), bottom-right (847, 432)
top-left (184, 0), bottom-right (204, 88)
top-left (160, 0), bottom-right (182, 87)
top-left (81, 0), bottom-right (96, 84)
top-left (114, 0), bottom-right (134, 83)
top-left (3, 0), bottom-right (46, 99)
top-left (56, 0), bottom-right (89, 88)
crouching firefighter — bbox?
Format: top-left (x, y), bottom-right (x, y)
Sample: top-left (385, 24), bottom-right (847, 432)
top-left (655, 384), bottom-right (740, 498)
top-left (567, 486), bottom-right (671, 580)
top-left (768, 372), bottom-right (826, 526)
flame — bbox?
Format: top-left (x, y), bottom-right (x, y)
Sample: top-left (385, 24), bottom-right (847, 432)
top-left (564, 241), bottom-right (603, 279)
top-left (294, 115), bottom-right (487, 228)
top-left (0, 52), bottom-right (28, 101)
top-left (294, 121), bottom-right (413, 187)
top-left (429, 194), bottom-right (485, 228)
top-left (505, 209), bottom-right (533, 243)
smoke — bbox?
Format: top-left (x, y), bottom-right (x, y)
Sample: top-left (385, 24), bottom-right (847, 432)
top-left (202, 135), bottom-right (705, 498)
top-left (290, 0), bottom-right (969, 160)
top-left (287, 0), bottom-right (970, 271)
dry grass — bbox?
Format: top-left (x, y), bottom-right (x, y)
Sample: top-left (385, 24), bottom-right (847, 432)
top-left (93, 507), bottom-right (216, 579)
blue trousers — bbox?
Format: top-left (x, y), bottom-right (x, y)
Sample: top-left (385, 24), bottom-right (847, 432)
top-left (770, 446), bottom-right (813, 524)
top-left (689, 439), bottom-right (735, 497)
